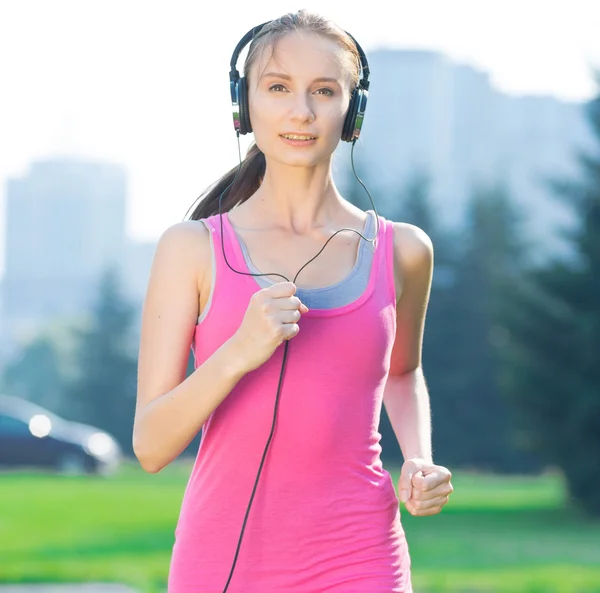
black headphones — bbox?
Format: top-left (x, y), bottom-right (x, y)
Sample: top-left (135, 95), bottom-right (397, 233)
top-left (229, 21), bottom-right (371, 142)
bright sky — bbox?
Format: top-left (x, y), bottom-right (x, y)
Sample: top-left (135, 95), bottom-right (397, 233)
top-left (0, 0), bottom-right (599, 277)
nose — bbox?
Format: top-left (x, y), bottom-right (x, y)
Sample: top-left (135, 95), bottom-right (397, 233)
top-left (290, 91), bottom-right (315, 124)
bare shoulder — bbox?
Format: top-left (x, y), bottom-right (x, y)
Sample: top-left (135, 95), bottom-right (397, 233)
top-left (391, 221), bottom-right (433, 264)
top-left (135, 219), bottom-right (212, 413)
top-left (154, 219), bottom-right (212, 282)
top-left (390, 221), bottom-right (434, 302)
top-left (156, 219), bottom-right (211, 256)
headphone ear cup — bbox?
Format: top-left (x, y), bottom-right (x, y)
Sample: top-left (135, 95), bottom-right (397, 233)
top-left (238, 77), bottom-right (252, 135)
top-left (342, 89), bottom-right (360, 142)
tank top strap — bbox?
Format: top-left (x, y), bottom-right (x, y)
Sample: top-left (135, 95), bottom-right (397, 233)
top-left (200, 213), bottom-right (223, 273)
top-left (201, 211), bottom-right (243, 277)
top-left (201, 212), bottom-right (226, 256)
top-left (195, 213), bottom-right (246, 325)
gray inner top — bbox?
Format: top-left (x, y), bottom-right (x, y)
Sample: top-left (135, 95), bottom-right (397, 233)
top-left (198, 210), bottom-right (377, 322)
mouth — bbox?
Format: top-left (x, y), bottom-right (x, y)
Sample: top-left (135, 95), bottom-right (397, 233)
top-left (280, 133), bottom-right (318, 141)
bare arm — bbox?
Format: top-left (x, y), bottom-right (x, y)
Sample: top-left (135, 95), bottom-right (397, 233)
top-left (132, 221), bottom-right (248, 474)
top-left (383, 222), bottom-right (434, 464)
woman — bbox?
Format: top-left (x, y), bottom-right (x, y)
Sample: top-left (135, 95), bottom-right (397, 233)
top-left (133, 9), bottom-right (453, 593)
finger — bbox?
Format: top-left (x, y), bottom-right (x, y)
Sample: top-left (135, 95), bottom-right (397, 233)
top-left (268, 281), bottom-right (298, 298)
top-left (280, 309), bottom-right (302, 324)
top-left (407, 502), bottom-right (445, 517)
top-left (405, 495), bottom-right (449, 515)
top-left (411, 470), bottom-right (427, 490)
top-left (399, 459), bottom-right (430, 502)
top-left (414, 469), bottom-right (449, 492)
top-left (279, 296), bottom-right (308, 311)
top-left (410, 494), bottom-right (450, 510)
top-left (398, 470), bottom-right (415, 503)
top-left (412, 481), bottom-right (453, 500)
top-left (283, 323), bottom-right (300, 340)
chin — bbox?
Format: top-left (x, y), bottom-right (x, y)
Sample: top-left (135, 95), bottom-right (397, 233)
top-left (279, 154), bottom-right (328, 168)
top-left (274, 144), bottom-right (336, 168)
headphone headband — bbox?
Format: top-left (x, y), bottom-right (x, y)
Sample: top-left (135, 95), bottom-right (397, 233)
top-left (229, 19), bottom-right (370, 142)
top-left (229, 22), bottom-right (270, 84)
top-left (229, 22), bottom-right (370, 90)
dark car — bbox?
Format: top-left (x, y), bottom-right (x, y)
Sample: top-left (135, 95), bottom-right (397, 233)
top-left (0, 394), bottom-right (122, 475)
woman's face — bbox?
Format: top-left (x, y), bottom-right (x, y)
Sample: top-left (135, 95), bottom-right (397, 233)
top-left (247, 31), bottom-right (354, 168)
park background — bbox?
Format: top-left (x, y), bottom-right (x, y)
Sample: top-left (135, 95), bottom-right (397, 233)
top-left (1, 1), bottom-right (599, 592)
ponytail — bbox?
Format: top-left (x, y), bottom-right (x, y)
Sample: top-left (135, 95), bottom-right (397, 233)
top-left (187, 142), bottom-right (266, 220)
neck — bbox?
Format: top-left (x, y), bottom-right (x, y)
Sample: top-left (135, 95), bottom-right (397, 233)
top-left (246, 160), bottom-right (344, 235)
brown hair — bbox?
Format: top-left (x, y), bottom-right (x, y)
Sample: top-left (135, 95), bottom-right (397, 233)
top-left (185, 9), bottom-right (361, 220)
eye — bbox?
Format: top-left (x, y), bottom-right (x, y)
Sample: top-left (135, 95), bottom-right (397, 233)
top-left (315, 88), bottom-right (335, 96)
top-left (269, 84), bottom-right (288, 92)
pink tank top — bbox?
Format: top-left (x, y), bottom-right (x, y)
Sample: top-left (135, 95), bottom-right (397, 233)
top-left (168, 211), bottom-right (413, 593)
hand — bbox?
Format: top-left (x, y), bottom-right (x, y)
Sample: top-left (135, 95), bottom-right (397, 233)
top-left (397, 457), bottom-right (453, 516)
top-left (231, 281), bottom-right (309, 372)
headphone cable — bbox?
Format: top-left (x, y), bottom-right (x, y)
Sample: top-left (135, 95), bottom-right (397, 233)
top-left (215, 133), bottom-right (379, 592)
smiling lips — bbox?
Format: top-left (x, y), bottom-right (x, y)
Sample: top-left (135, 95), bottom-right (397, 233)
top-left (280, 133), bottom-right (317, 140)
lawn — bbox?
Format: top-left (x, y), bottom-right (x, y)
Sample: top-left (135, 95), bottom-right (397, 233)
top-left (0, 461), bottom-right (599, 593)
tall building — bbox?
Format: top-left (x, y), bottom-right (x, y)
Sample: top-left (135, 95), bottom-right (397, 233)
top-left (1, 157), bottom-right (128, 352)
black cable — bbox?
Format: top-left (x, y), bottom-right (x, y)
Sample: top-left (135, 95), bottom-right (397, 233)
top-left (212, 133), bottom-right (379, 592)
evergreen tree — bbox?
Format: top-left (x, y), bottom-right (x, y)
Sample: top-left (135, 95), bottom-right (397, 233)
top-left (503, 75), bottom-right (600, 514)
top-left (64, 265), bottom-right (138, 456)
top-left (1, 335), bottom-right (65, 413)
top-left (442, 179), bottom-right (543, 472)
top-left (392, 167), bottom-right (434, 228)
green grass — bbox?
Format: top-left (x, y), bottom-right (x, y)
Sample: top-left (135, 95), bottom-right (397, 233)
top-left (390, 469), bottom-right (600, 592)
top-left (1, 462), bottom-right (599, 593)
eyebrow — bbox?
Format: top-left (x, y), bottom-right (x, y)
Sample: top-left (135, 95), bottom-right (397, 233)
top-left (262, 72), bottom-right (341, 85)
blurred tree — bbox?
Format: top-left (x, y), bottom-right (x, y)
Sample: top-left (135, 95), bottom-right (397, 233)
top-left (0, 336), bottom-right (65, 412)
top-left (379, 169), bottom-right (542, 472)
top-left (64, 265), bottom-right (138, 456)
top-left (0, 317), bottom-right (84, 416)
top-left (446, 179), bottom-right (544, 473)
top-left (502, 72), bottom-right (600, 514)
